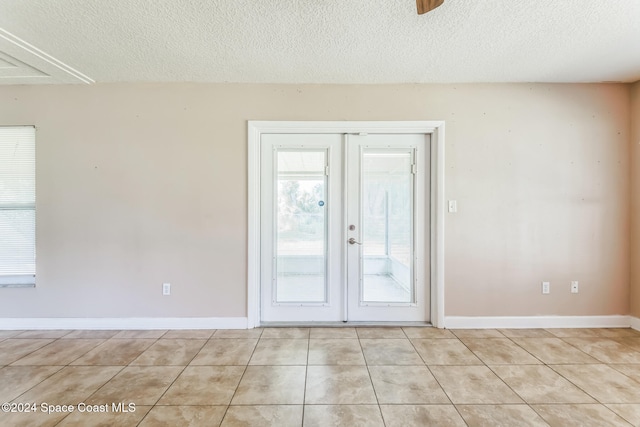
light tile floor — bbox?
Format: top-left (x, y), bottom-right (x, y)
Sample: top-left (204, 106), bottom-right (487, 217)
top-left (0, 327), bottom-right (640, 426)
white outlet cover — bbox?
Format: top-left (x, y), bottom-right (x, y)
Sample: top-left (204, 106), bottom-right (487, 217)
top-left (542, 281), bottom-right (550, 294)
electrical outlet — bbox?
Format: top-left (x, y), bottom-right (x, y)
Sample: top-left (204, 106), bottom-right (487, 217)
top-left (571, 281), bottom-right (579, 293)
top-left (542, 281), bottom-right (550, 294)
top-left (163, 283), bottom-right (171, 295)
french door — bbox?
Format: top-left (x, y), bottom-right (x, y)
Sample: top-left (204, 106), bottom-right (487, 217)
top-left (260, 133), bottom-right (429, 323)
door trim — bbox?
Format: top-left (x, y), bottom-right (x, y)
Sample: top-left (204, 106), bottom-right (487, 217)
top-left (248, 121), bottom-right (445, 328)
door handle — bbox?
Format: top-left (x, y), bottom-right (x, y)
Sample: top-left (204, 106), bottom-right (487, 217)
top-left (348, 238), bottom-right (362, 245)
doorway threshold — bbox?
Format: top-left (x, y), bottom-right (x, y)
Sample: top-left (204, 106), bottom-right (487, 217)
top-left (260, 321), bottom-right (433, 328)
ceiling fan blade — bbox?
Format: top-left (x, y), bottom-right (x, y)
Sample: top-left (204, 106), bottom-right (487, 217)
top-left (417, 0), bottom-right (444, 15)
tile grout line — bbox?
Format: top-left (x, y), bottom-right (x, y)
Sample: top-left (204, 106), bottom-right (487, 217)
top-left (489, 332), bottom-right (551, 422)
top-left (499, 333), bottom-right (607, 415)
top-left (134, 332), bottom-right (213, 426)
top-left (3, 333), bottom-right (86, 423)
top-left (7, 333), bottom-right (125, 427)
top-left (68, 332), bottom-right (167, 426)
top-left (404, 329), bottom-right (463, 420)
top-left (3, 338), bottom-right (56, 366)
top-left (49, 331), bottom-right (134, 427)
top-left (217, 328), bottom-right (264, 426)
top-left (356, 330), bottom-right (388, 427)
top-left (301, 330), bottom-right (310, 426)
top-left (491, 331), bottom-right (640, 424)
top-left (446, 331), bottom-right (548, 424)
top-left (467, 332), bottom-right (590, 425)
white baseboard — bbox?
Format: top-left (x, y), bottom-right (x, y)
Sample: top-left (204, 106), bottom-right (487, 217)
top-left (444, 315), bottom-right (631, 329)
top-left (2, 315), bottom-right (634, 331)
top-left (0, 317), bottom-right (249, 330)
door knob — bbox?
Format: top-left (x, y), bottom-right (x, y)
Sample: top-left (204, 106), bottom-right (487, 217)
top-left (348, 238), bottom-right (362, 245)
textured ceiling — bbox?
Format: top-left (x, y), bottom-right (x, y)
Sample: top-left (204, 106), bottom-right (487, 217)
top-left (0, 0), bottom-right (639, 85)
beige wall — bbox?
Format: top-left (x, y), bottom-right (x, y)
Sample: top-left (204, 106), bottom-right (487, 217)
top-left (0, 83), bottom-right (631, 319)
top-left (631, 82), bottom-right (640, 317)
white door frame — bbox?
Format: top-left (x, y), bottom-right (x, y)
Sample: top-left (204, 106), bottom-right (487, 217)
top-left (247, 121), bottom-right (445, 328)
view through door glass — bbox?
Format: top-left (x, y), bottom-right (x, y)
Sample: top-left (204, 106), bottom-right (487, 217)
top-left (361, 150), bottom-right (414, 303)
top-left (276, 150), bottom-right (327, 303)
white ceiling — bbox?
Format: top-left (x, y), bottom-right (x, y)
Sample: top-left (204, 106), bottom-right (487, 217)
top-left (0, 0), bottom-right (639, 85)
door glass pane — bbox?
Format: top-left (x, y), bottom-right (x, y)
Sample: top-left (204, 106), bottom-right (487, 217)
top-left (275, 150), bottom-right (327, 302)
top-left (361, 150), bottom-right (413, 303)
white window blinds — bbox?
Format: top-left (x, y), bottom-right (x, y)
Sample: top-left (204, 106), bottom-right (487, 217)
top-left (0, 126), bottom-right (36, 286)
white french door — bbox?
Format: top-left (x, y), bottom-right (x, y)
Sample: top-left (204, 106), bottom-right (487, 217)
top-left (260, 134), bottom-right (343, 322)
top-left (260, 133), bottom-right (429, 323)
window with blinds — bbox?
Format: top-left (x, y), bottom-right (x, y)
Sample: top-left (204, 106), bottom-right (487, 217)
top-left (0, 126), bottom-right (36, 287)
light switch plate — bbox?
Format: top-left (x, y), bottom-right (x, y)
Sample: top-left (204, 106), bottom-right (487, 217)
top-left (542, 281), bottom-right (550, 294)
